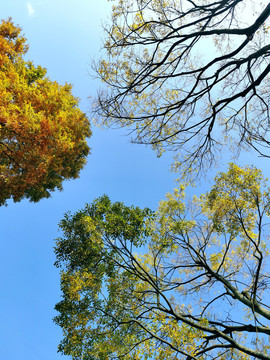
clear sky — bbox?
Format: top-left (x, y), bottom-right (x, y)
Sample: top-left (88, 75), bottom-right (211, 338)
top-left (0, 1), bottom-right (177, 360)
top-left (1, 2), bottom-right (270, 360)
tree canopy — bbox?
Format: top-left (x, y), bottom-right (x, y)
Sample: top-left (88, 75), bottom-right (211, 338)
top-left (0, 19), bottom-right (91, 205)
top-left (54, 164), bottom-right (270, 360)
top-left (94, 0), bottom-right (270, 172)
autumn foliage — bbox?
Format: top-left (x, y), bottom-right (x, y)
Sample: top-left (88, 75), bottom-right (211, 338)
top-left (0, 19), bottom-right (91, 205)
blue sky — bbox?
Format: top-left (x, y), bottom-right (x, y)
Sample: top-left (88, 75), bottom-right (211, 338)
top-left (1, 2), bottom-right (270, 360)
top-left (0, 2), bottom-right (177, 360)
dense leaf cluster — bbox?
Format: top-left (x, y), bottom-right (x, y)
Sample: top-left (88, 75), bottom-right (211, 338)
top-left (55, 165), bottom-right (270, 360)
top-left (0, 19), bottom-right (91, 205)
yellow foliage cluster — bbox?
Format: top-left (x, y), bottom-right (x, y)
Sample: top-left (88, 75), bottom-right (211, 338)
top-left (0, 19), bottom-right (91, 205)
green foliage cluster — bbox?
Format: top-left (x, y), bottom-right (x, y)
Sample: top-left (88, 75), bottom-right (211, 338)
top-left (54, 165), bottom-right (270, 360)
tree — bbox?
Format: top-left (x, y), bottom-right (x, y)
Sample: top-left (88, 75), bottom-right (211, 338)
top-left (93, 0), bottom-right (270, 172)
top-left (54, 163), bottom-right (270, 359)
top-left (0, 19), bottom-right (91, 206)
